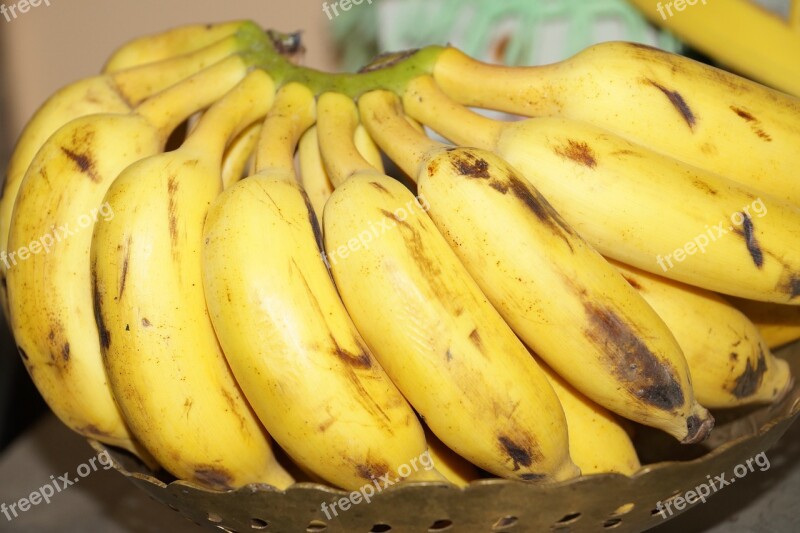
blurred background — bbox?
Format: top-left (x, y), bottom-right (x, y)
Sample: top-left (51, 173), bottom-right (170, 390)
top-left (0, 0), bottom-right (794, 451)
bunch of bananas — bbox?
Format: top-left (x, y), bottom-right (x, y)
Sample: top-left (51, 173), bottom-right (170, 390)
top-left (3, 20), bottom-right (799, 492)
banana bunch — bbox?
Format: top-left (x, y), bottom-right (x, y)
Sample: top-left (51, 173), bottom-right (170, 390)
top-left (4, 21), bottom-right (799, 493)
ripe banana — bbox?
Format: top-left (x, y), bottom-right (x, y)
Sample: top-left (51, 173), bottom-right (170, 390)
top-left (103, 20), bottom-right (252, 72)
top-left (537, 358), bottom-right (641, 476)
top-left (628, 0), bottom-right (800, 97)
top-left (368, 87), bottom-right (713, 444)
top-left (319, 91), bottom-right (578, 482)
top-left (729, 298), bottom-right (800, 350)
top-left (431, 41), bottom-right (800, 207)
top-left (92, 71), bottom-right (294, 489)
top-left (297, 124), bottom-right (383, 221)
top-left (425, 428), bottom-right (482, 487)
top-left (221, 121), bottom-right (261, 188)
top-left (402, 75), bottom-right (800, 304)
top-left (612, 261), bottom-right (792, 408)
top-left (0, 26), bottom-right (269, 319)
top-left (7, 55), bottom-right (260, 461)
top-left (202, 83), bottom-right (438, 490)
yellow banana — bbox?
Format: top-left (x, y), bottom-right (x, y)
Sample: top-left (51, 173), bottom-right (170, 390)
top-left (792, 0), bottom-right (800, 30)
top-left (431, 41), bottom-right (800, 206)
top-left (0, 26), bottom-right (269, 319)
top-left (7, 55), bottom-right (260, 462)
top-left (320, 91), bottom-right (578, 481)
top-left (628, 0), bottom-right (800, 97)
top-left (611, 261), bottom-right (793, 408)
top-left (403, 75), bottom-right (800, 304)
top-left (103, 20), bottom-right (252, 72)
top-left (425, 428), bottom-right (482, 487)
top-left (201, 83), bottom-right (438, 490)
top-left (729, 298), bottom-right (800, 350)
top-left (221, 121), bottom-right (260, 188)
top-left (537, 358), bottom-right (641, 476)
top-left (91, 71), bottom-right (292, 489)
top-left (297, 124), bottom-right (384, 221)
top-left (369, 86), bottom-right (713, 443)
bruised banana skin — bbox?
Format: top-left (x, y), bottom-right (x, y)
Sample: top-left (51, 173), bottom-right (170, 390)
top-left (613, 261), bottom-right (793, 408)
top-left (729, 298), bottom-right (800, 349)
top-left (92, 71), bottom-right (294, 490)
top-left (432, 41), bottom-right (800, 206)
top-left (323, 172), bottom-right (578, 482)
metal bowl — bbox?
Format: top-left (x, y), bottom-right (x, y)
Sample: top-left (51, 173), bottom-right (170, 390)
top-left (90, 341), bottom-right (800, 533)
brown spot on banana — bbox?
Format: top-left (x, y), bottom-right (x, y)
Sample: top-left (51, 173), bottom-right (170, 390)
top-left (730, 106), bottom-right (772, 142)
top-left (141, 317), bottom-right (152, 327)
top-left (583, 301), bottom-right (685, 411)
top-left (118, 236), bottom-right (132, 299)
top-left (369, 181), bottom-right (391, 194)
top-left (61, 343), bottom-right (70, 362)
top-left (468, 328), bottom-right (482, 349)
top-left (646, 80), bottom-right (696, 130)
top-left (17, 346), bottom-right (28, 361)
top-left (91, 266), bottom-right (111, 351)
top-left (692, 179), bottom-right (718, 196)
top-left (622, 275), bottom-right (643, 291)
top-left (497, 435), bottom-right (539, 471)
top-left (730, 347), bottom-right (768, 399)
top-left (61, 147), bottom-right (102, 183)
top-left (554, 140), bottom-right (597, 168)
top-left (448, 152), bottom-right (491, 179)
top-left (167, 175), bottom-right (179, 250)
top-left (356, 462), bottom-right (390, 481)
top-left (733, 214), bottom-right (764, 268)
top-left (193, 467), bottom-right (234, 490)
top-left (682, 415), bottom-right (714, 445)
top-left (301, 190), bottom-right (326, 255)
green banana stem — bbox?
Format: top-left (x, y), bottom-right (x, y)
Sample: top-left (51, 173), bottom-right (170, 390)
top-left (255, 30), bottom-right (446, 98)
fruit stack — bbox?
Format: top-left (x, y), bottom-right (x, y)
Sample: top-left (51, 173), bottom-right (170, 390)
top-left (2, 20), bottom-right (799, 498)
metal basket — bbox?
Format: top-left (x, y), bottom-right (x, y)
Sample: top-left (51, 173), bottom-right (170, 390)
top-left (89, 341), bottom-right (800, 533)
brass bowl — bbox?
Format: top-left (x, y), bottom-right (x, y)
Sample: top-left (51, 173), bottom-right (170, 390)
top-left (90, 342), bottom-right (800, 532)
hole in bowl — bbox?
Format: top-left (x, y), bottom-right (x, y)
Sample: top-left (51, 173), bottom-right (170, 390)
top-left (251, 518), bottom-right (269, 529)
top-left (429, 519), bottom-right (453, 531)
top-left (307, 520), bottom-right (327, 532)
top-left (492, 516), bottom-right (518, 530)
top-left (555, 513), bottom-right (581, 525)
top-left (603, 518), bottom-right (623, 528)
top-left (208, 513), bottom-right (223, 523)
top-left (611, 503), bottom-right (634, 517)
top-left (370, 525), bottom-right (392, 532)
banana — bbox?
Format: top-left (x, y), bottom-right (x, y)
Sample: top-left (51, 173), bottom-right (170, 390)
top-left (0, 26), bottom-right (269, 319)
top-left (201, 83), bottom-right (438, 491)
top-left (319, 91), bottom-right (578, 481)
top-left (297, 124), bottom-right (384, 221)
top-left (611, 261), bottom-right (793, 408)
top-left (368, 86), bottom-right (713, 444)
top-left (431, 41), bottom-right (800, 207)
top-left (628, 0), bottom-right (800, 97)
top-left (7, 55), bottom-right (261, 462)
top-left (297, 126), bottom-right (334, 220)
top-left (424, 428), bottom-right (482, 487)
top-left (402, 75), bottom-right (800, 304)
top-left (91, 71), bottom-right (294, 489)
top-left (103, 20), bottom-right (252, 72)
top-left (537, 358), bottom-right (641, 476)
top-left (729, 298), bottom-right (800, 350)
top-left (792, 0), bottom-right (800, 31)
top-left (221, 121), bottom-right (261, 188)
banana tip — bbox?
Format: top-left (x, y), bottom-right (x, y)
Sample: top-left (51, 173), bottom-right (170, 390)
top-left (681, 413), bottom-right (715, 445)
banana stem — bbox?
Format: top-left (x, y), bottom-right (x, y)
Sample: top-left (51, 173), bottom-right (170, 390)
top-left (254, 82), bottom-right (316, 175)
top-left (316, 92), bottom-right (374, 187)
top-left (358, 90), bottom-right (442, 180)
top-left (182, 70), bottom-right (276, 164)
top-left (402, 75), bottom-right (503, 150)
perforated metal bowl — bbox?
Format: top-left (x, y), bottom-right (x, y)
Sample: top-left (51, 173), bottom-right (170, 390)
top-left (90, 341), bottom-right (800, 532)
